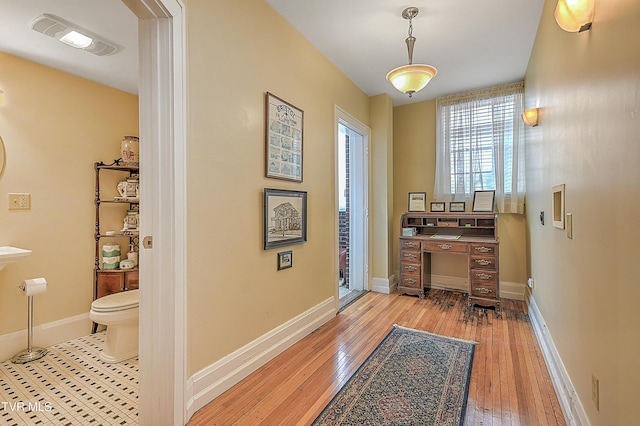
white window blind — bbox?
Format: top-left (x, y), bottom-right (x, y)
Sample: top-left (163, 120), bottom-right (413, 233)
top-left (435, 82), bottom-right (526, 214)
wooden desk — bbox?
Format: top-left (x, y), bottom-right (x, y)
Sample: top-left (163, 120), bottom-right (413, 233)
top-left (398, 212), bottom-right (500, 311)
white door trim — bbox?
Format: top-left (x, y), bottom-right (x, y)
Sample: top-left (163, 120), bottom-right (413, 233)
top-left (335, 107), bottom-right (370, 298)
top-left (121, 0), bottom-right (187, 424)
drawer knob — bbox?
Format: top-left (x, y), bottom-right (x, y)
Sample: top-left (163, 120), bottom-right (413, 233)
top-left (403, 265), bottom-right (417, 272)
top-left (404, 241), bottom-right (418, 247)
top-left (437, 244), bottom-right (452, 250)
top-left (474, 259), bottom-right (492, 266)
top-left (403, 253), bottom-right (418, 259)
top-left (475, 273), bottom-right (492, 280)
top-left (474, 287), bottom-right (493, 294)
top-left (474, 246), bottom-right (491, 253)
top-left (404, 278), bottom-right (417, 284)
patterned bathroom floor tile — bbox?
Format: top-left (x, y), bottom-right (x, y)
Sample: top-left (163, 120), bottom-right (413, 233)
top-left (0, 332), bottom-right (138, 425)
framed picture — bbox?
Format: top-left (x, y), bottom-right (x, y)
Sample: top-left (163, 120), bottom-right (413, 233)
top-left (472, 190), bottom-right (496, 212)
top-left (264, 188), bottom-right (307, 250)
top-left (449, 201), bottom-right (466, 213)
top-left (265, 92), bottom-right (304, 182)
top-left (408, 192), bottom-right (427, 212)
top-left (430, 202), bottom-right (445, 212)
top-left (277, 250), bottom-right (293, 270)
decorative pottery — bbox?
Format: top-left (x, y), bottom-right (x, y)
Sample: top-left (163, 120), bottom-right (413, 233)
top-left (116, 178), bottom-right (139, 199)
top-left (122, 210), bottom-right (139, 232)
top-left (102, 244), bottom-right (120, 269)
top-left (120, 136), bottom-right (139, 167)
top-left (127, 250), bottom-right (138, 266)
top-left (120, 259), bottom-right (135, 270)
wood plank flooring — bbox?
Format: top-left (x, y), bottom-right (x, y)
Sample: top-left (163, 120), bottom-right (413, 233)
top-left (188, 290), bottom-right (565, 426)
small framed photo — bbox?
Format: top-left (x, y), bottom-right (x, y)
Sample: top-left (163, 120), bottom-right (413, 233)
top-left (430, 202), bottom-right (446, 212)
top-left (408, 192), bottom-right (427, 212)
top-left (264, 188), bottom-right (308, 250)
top-left (449, 201), bottom-right (466, 213)
top-left (277, 250), bottom-right (293, 270)
top-left (472, 190), bottom-right (496, 212)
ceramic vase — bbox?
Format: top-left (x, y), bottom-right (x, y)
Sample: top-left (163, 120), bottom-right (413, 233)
top-left (120, 136), bottom-right (139, 167)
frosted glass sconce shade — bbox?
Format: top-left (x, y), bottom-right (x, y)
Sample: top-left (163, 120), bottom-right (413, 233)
top-left (521, 108), bottom-right (539, 127)
top-left (554, 0), bottom-right (594, 32)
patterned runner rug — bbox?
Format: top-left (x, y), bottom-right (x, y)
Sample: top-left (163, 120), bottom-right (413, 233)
top-left (312, 325), bottom-right (476, 426)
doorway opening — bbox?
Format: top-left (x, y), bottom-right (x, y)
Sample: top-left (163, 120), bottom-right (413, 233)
top-left (337, 112), bottom-right (369, 311)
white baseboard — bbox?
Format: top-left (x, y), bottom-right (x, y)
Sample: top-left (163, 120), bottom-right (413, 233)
top-left (529, 296), bottom-right (589, 426)
top-left (371, 275), bottom-right (396, 294)
top-left (0, 313), bottom-right (92, 362)
top-left (186, 297), bottom-right (336, 419)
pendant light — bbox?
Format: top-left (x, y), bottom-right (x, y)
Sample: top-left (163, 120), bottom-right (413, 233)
top-left (386, 7), bottom-right (437, 98)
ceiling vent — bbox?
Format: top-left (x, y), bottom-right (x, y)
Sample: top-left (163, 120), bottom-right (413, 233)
top-left (30, 14), bottom-right (119, 56)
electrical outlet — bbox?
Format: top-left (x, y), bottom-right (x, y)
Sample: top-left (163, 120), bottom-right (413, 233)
top-left (527, 277), bottom-right (535, 289)
top-left (8, 193), bottom-right (31, 210)
top-left (592, 373), bottom-right (600, 411)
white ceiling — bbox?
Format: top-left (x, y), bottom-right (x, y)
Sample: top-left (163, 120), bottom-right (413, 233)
top-left (0, 0), bottom-right (545, 106)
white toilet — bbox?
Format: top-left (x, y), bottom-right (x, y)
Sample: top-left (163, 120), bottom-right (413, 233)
top-left (89, 290), bottom-right (139, 363)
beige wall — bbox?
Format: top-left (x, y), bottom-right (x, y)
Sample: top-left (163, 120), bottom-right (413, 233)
top-left (392, 100), bottom-right (528, 284)
top-left (0, 52), bottom-right (139, 336)
top-left (524, 0), bottom-right (640, 423)
top-left (369, 94), bottom-right (394, 280)
top-left (184, 0), bottom-right (370, 375)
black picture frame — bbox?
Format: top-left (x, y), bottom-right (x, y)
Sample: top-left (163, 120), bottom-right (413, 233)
top-left (264, 188), bottom-right (307, 250)
top-left (430, 202), bottom-right (445, 212)
top-left (449, 201), bottom-right (466, 213)
top-left (265, 92), bottom-right (304, 182)
top-left (408, 192), bottom-right (427, 212)
top-left (472, 190), bottom-right (496, 212)
top-left (277, 250), bottom-right (293, 270)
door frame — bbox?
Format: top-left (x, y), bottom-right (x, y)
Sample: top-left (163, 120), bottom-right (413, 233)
top-left (121, 0), bottom-right (187, 424)
top-left (335, 107), bottom-right (370, 304)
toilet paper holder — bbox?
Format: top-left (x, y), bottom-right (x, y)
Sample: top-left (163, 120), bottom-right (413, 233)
top-left (12, 277), bottom-right (48, 364)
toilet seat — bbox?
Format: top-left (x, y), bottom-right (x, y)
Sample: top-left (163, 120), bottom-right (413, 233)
top-left (91, 289), bottom-right (139, 313)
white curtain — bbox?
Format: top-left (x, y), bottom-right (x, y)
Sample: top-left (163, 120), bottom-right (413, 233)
top-left (434, 82), bottom-right (526, 214)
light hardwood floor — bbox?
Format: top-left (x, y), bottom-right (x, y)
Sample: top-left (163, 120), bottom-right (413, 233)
top-left (188, 290), bottom-right (566, 426)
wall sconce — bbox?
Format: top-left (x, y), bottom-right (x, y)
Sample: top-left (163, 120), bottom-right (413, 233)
top-left (521, 108), bottom-right (539, 127)
top-left (554, 0), bottom-right (594, 32)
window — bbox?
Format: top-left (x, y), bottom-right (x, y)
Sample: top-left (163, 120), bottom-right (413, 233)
top-left (435, 82), bottom-right (526, 214)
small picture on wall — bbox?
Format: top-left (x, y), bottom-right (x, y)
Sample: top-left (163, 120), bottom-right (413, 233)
top-left (278, 250), bottom-right (293, 270)
top-left (430, 202), bottom-right (446, 212)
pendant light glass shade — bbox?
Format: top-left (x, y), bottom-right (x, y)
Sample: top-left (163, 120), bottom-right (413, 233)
top-left (387, 7), bottom-right (437, 98)
top-left (554, 0), bottom-right (594, 32)
top-left (386, 64), bottom-right (437, 97)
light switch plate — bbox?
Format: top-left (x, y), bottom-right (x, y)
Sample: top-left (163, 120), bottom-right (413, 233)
top-left (8, 193), bottom-right (31, 210)
top-left (566, 213), bottom-right (573, 239)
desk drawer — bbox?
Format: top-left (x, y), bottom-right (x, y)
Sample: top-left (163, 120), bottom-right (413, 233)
top-left (400, 250), bottom-right (421, 264)
top-left (471, 255), bottom-right (496, 269)
top-left (399, 274), bottom-right (421, 289)
top-left (471, 269), bottom-right (497, 285)
top-left (470, 244), bottom-right (497, 255)
top-left (401, 262), bottom-right (421, 275)
top-left (400, 239), bottom-right (421, 250)
top-left (470, 282), bottom-right (497, 298)
top-left (422, 240), bottom-right (467, 253)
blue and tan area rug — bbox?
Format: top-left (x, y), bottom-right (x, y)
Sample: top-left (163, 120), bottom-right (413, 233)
top-left (312, 325), bottom-right (476, 426)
